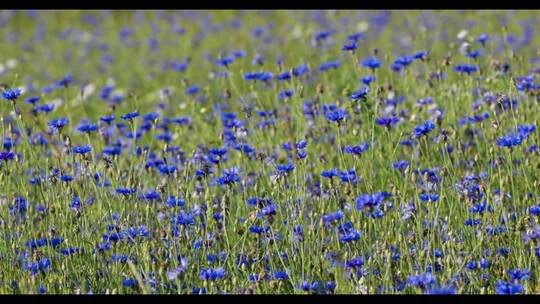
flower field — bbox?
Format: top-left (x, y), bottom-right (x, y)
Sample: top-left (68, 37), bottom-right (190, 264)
top-left (0, 10), bottom-right (539, 294)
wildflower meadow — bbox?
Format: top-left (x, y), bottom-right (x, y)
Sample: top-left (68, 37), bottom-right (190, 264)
top-left (0, 10), bottom-right (539, 294)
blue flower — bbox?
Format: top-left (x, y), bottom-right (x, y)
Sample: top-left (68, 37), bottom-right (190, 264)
top-left (342, 41), bottom-right (358, 51)
top-left (350, 87), bottom-right (369, 101)
top-left (278, 90), bottom-right (294, 100)
top-left (48, 117), bottom-right (69, 130)
top-left (426, 285), bottom-right (456, 294)
top-left (476, 33), bottom-right (489, 45)
top-left (325, 108), bottom-right (348, 123)
top-left (276, 163), bottom-right (295, 175)
top-left (361, 75), bottom-right (376, 85)
top-left (25, 96), bottom-right (40, 104)
top-left (185, 85), bottom-right (200, 95)
top-left (121, 111), bottom-right (139, 120)
top-left (100, 115), bottom-right (116, 124)
top-left (346, 257), bottom-right (364, 268)
top-left (348, 32), bottom-right (364, 41)
top-left (361, 57), bottom-right (381, 70)
top-left (216, 167), bottom-right (241, 185)
top-left (419, 193), bottom-right (439, 203)
top-left (531, 205), bottom-right (540, 216)
top-left (123, 278), bottom-right (138, 288)
top-left (508, 268), bottom-right (531, 281)
top-left (319, 60), bottom-right (340, 71)
top-left (322, 211), bottom-right (344, 225)
top-left (56, 75), bottom-right (73, 87)
top-left (414, 120), bottom-right (436, 137)
top-left (497, 133), bottom-right (523, 148)
top-left (36, 104), bottom-right (55, 113)
top-left (496, 280), bottom-right (523, 294)
top-left (199, 267), bottom-right (226, 280)
top-left (454, 64), bottom-right (479, 74)
top-left (0, 151), bottom-right (15, 162)
top-left (277, 71), bottom-right (292, 81)
top-left (2, 88), bottom-right (22, 101)
top-left (321, 168), bottom-right (339, 179)
top-left (115, 187), bottom-right (136, 195)
top-left (216, 56), bottom-right (235, 67)
top-left (407, 272), bottom-right (436, 288)
top-left (293, 64), bottom-right (309, 77)
top-left (72, 145), bottom-right (92, 155)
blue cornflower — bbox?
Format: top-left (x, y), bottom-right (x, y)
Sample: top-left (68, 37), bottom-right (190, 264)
top-left (274, 270), bottom-right (289, 280)
top-left (2, 88), bottom-right (22, 101)
top-left (48, 117), bottom-right (69, 130)
top-left (344, 142), bottom-right (369, 155)
top-left (350, 87), bottom-right (369, 101)
top-left (339, 229), bottom-right (362, 243)
top-left (325, 108), bottom-right (348, 123)
top-left (497, 133), bottom-right (523, 148)
top-left (0, 151), bottom-right (15, 162)
top-left (314, 31), bottom-right (331, 41)
top-left (319, 60), bottom-right (340, 71)
top-left (26, 238), bottom-right (48, 249)
top-left (100, 115), bottom-right (116, 124)
top-left (517, 124), bottom-right (536, 138)
top-left (356, 192), bottom-right (390, 209)
top-left (340, 169), bottom-right (357, 184)
top-left (426, 285), bottom-right (456, 294)
top-left (392, 160), bottom-right (411, 170)
top-left (376, 116), bottom-right (400, 128)
top-left (419, 193), bottom-right (439, 203)
top-left (185, 85), bottom-right (200, 95)
top-left (321, 168), bottom-right (340, 179)
top-left (407, 272), bottom-right (436, 288)
top-left (465, 218), bottom-right (482, 226)
top-left (123, 278), bottom-right (138, 288)
top-left (508, 268), bottom-right (531, 281)
top-left (215, 56), bottom-right (235, 67)
top-left (414, 51), bottom-right (428, 60)
top-left (25, 96), bottom-right (40, 104)
top-left (278, 90), bottom-right (294, 100)
top-left (348, 32), bottom-right (364, 41)
top-left (115, 187), bottom-right (136, 195)
top-left (362, 75), bottom-right (376, 85)
top-left (322, 211), bottom-right (344, 225)
top-left (199, 267), bottom-right (226, 280)
top-left (276, 163), bottom-right (295, 175)
top-left (216, 167), bottom-right (241, 185)
top-left (454, 64), bottom-right (479, 74)
top-left (165, 196), bottom-right (185, 208)
top-left (277, 71), bottom-right (292, 81)
top-left (249, 226), bottom-right (270, 234)
top-left (342, 41), bottom-right (358, 51)
top-left (55, 75), bottom-right (73, 87)
top-left (496, 280), bottom-right (523, 294)
top-left (293, 64), bottom-right (309, 77)
top-left (476, 33), bottom-right (489, 45)
top-left (103, 146), bottom-right (122, 156)
top-left (121, 111), bottom-right (139, 120)
top-left (346, 257), bottom-right (364, 268)
top-left (414, 120), bottom-right (436, 137)
top-left (36, 104), bottom-right (55, 113)
top-left (72, 145), bottom-right (92, 155)
top-left (60, 247), bottom-right (80, 256)
top-left (361, 57), bottom-right (381, 70)
top-left (139, 190), bottom-right (161, 201)
top-left (77, 124), bottom-right (98, 133)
